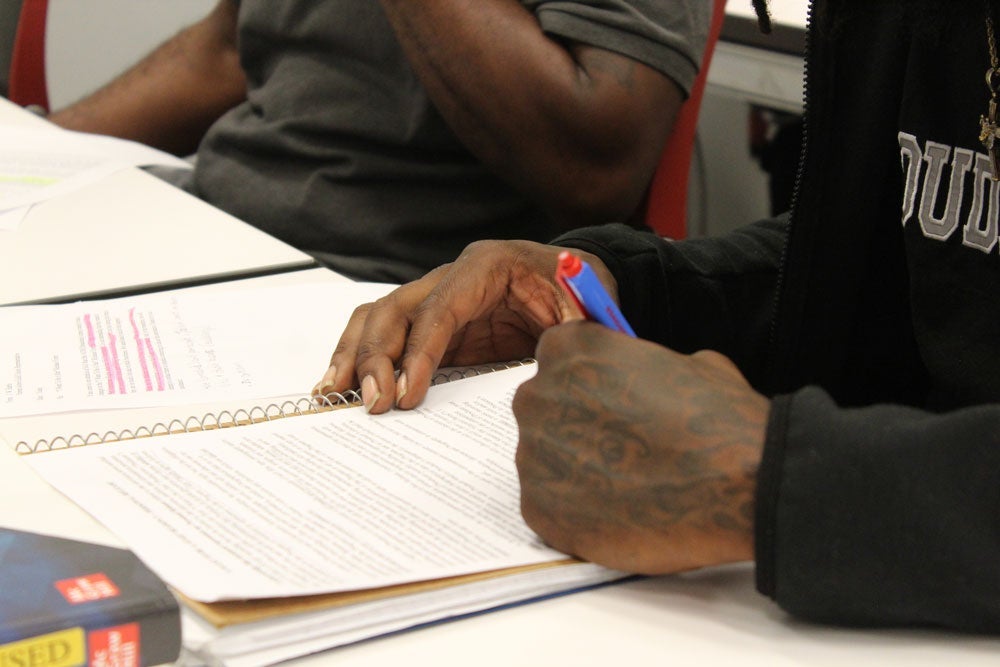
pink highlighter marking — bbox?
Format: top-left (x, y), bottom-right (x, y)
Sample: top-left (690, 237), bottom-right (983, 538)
top-left (107, 333), bottom-right (125, 394)
top-left (129, 308), bottom-right (153, 391)
top-left (101, 346), bottom-right (115, 394)
top-left (84, 314), bottom-right (96, 348)
top-left (146, 339), bottom-right (165, 391)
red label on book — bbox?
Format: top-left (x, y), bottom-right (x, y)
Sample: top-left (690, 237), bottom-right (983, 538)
top-left (54, 572), bottom-right (121, 604)
top-left (88, 624), bottom-right (140, 667)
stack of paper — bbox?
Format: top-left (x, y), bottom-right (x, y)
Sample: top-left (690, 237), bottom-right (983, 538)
top-left (21, 366), bottom-right (625, 666)
top-left (0, 278), bottom-right (625, 666)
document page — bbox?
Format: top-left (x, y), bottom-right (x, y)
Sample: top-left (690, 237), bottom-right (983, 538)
top-left (24, 364), bottom-right (552, 601)
top-left (0, 125), bottom-right (192, 229)
top-left (0, 281), bottom-right (395, 418)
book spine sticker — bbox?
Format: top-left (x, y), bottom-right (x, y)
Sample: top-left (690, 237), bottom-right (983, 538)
top-left (54, 574), bottom-right (121, 605)
top-left (0, 628), bottom-right (86, 667)
top-left (0, 625), bottom-right (143, 667)
top-left (87, 624), bottom-right (139, 667)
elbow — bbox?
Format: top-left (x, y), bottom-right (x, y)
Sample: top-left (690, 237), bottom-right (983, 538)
top-left (520, 50), bottom-right (684, 229)
top-left (542, 160), bottom-right (657, 230)
top-left (533, 117), bottom-right (676, 231)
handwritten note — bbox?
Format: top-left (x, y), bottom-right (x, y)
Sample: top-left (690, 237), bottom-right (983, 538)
top-left (0, 280), bottom-right (395, 418)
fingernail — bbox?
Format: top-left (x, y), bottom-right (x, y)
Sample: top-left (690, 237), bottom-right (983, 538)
top-left (362, 375), bottom-right (380, 413)
top-left (313, 365), bottom-right (337, 396)
top-left (395, 371), bottom-right (408, 405)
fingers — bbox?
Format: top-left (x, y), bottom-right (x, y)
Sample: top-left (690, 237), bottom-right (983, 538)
top-left (391, 269), bottom-right (474, 410)
top-left (314, 270), bottom-right (443, 413)
top-left (314, 242), bottom-right (525, 413)
top-left (388, 240), bottom-right (556, 408)
top-left (313, 302), bottom-right (371, 397)
top-left (315, 240), bottom-right (600, 414)
top-left (311, 301), bottom-right (399, 413)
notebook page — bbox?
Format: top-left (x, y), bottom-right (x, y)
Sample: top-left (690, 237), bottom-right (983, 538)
top-left (25, 364), bottom-right (552, 601)
top-left (0, 280), bottom-right (395, 418)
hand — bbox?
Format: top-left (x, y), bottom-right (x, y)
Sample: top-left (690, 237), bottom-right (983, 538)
top-left (313, 240), bottom-right (615, 413)
top-left (514, 323), bottom-right (768, 574)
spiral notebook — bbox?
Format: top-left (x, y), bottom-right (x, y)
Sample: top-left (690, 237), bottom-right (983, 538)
top-left (15, 362), bottom-right (626, 667)
top-left (0, 267), bottom-right (625, 667)
top-left (0, 269), bottom-right (395, 452)
top-left (7, 360), bottom-right (525, 453)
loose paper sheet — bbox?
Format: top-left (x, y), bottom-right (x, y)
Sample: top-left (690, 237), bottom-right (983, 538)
top-left (0, 125), bottom-right (192, 229)
top-left (0, 281), bottom-right (395, 418)
top-left (25, 365), bottom-right (551, 601)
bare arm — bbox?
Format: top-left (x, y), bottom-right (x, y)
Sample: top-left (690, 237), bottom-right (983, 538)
top-left (378, 0), bottom-right (685, 228)
top-left (47, 0), bottom-right (246, 156)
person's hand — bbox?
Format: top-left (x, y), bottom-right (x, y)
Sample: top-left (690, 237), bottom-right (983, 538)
top-left (313, 240), bottom-right (615, 413)
top-left (514, 322), bottom-right (768, 574)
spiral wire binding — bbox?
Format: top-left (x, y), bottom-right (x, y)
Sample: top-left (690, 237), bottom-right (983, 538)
top-left (15, 359), bottom-right (534, 454)
top-left (430, 358), bottom-right (532, 385)
top-left (15, 390), bottom-right (361, 454)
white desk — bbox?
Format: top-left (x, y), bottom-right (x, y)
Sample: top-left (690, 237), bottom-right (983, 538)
top-left (2, 443), bottom-right (997, 667)
top-left (0, 97), bottom-right (316, 305)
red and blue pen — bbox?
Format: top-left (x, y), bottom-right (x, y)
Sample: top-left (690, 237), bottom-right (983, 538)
top-left (555, 251), bottom-right (636, 337)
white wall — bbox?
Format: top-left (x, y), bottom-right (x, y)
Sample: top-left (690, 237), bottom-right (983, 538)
top-left (46, 0), bottom-right (216, 109)
top-left (692, 0), bottom-right (808, 238)
top-left (687, 93), bottom-right (774, 238)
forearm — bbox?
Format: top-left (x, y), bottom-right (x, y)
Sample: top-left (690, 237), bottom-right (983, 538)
top-left (378, 0), bottom-right (684, 226)
top-left (48, 0), bottom-right (246, 156)
top-left (758, 389), bottom-right (1000, 632)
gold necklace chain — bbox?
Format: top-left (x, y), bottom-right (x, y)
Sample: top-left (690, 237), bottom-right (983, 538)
top-left (980, 7), bottom-right (1000, 180)
top-left (988, 10), bottom-right (999, 70)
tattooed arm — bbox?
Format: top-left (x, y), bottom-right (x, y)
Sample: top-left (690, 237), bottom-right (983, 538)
top-left (514, 323), bottom-right (766, 573)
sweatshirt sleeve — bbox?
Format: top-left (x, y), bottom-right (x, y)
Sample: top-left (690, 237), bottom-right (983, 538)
top-left (757, 387), bottom-right (1000, 632)
top-left (553, 219), bottom-right (786, 388)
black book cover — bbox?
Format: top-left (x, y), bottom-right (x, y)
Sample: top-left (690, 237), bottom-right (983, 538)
top-left (0, 528), bottom-right (181, 667)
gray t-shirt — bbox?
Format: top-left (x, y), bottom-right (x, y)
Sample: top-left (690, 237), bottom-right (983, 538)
top-left (191, 0), bottom-right (708, 282)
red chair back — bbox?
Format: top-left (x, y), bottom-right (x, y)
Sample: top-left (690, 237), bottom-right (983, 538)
top-left (8, 0), bottom-right (50, 111)
top-left (644, 0), bottom-right (727, 238)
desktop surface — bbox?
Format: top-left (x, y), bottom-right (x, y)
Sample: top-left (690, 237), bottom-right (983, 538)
top-left (0, 97), bottom-right (316, 306)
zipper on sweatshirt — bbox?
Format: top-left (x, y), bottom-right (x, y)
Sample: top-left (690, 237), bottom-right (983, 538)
top-left (765, 0), bottom-right (815, 390)
top-left (755, 0), bottom-right (818, 601)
